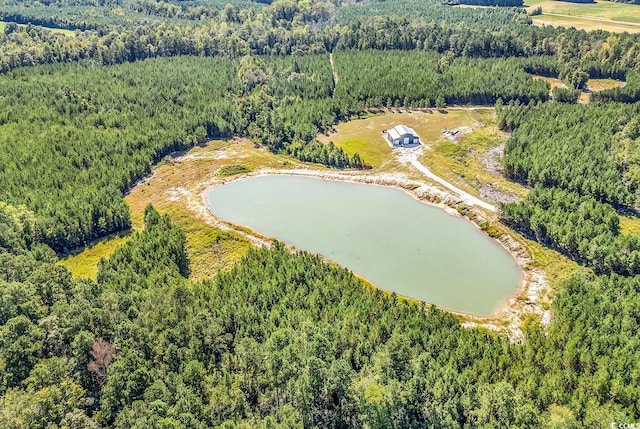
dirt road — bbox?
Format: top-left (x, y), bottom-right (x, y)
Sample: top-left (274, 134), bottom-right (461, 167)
top-left (398, 146), bottom-right (497, 212)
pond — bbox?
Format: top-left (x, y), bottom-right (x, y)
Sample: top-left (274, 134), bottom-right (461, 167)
top-left (204, 175), bottom-right (522, 315)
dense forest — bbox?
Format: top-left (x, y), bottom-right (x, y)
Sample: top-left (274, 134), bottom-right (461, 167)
top-left (333, 50), bottom-right (550, 108)
top-left (1, 114), bottom-right (637, 426)
top-left (500, 101), bottom-right (640, 207)
top-left (1, 205), bottom-right (639, 428)
top-left (1, 0), bottom-right (640, 74)
top-left (501, 187), bottom-right (640, 275)
top-left (1, 0), bottom-right (640, 425)
top-left (0, 55), bottom-right (361, 251)
top-left (442, 0), bottom-right (523, 6)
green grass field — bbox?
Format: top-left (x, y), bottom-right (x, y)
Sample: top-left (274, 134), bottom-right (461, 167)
top-left (526, 0), bottom-right (640, 33)
top-left (318, 109), bottom-right (486, 168)
top-left (59, 232), bottom-right (131, 279)
top-left (0, 21), bottom-right (77, 37)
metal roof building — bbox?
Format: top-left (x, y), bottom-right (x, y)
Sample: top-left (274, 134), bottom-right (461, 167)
top-left (383, 125), bottom-right (420, 147)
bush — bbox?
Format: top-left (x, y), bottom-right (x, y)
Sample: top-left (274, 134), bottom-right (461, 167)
top-left (552, 87), bottom-right (581, 103)
top-left (219, 165), bottom-right (251, 177)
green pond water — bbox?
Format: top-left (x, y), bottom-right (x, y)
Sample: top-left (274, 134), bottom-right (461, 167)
top-left (205, 175), bottom-right (521, 315)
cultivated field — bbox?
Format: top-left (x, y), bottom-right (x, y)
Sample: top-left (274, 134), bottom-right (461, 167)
top-left (526, 0), bottom-right (640, 33)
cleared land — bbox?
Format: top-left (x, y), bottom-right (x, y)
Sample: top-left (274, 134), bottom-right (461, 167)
top-left (525, 0), bottom-right (640, 33)
top-left (321, 109), bottom-right (527, 201)
top-left (0, 20), bottom-right (77, 37)
top-left (532, 75), bottom-right (625, 103)
top-left (320, 109), bottom-right (578, 287)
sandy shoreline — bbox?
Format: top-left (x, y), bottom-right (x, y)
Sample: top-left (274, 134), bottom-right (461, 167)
top-left (193, 168), bottom-right (550, 340)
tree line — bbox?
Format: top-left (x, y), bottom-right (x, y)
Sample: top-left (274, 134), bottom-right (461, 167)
top-left (1, 0), bottom-right (640, 76)
top-left (333, 50), bottom-right (550, 109)
top-left (501, 187), bottom-right (640, 275)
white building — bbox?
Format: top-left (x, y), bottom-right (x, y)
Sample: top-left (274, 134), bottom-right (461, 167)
top-left (383, 125), bottom-right (420, 147)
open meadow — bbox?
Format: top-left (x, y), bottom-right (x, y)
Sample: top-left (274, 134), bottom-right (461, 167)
top-left (532, 75), bottom-right (626, 102)
top-left (525, 0), bottom-right (640, 33)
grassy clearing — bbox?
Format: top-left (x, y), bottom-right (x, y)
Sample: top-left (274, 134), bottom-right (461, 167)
top-left (533, 75), bottom-right (625, 103)
top-left (532, 14), bottom-right (640, 33)
top-left (162, 205), bottom-right (251, 281)
top-left (320, 109), bottom-right (486, 168)
top-left (323, 108), bottom-right (528, 203)
top-left (533, 75), bottom-right (565, 91)
top-left (526, 0), bottom-right (640, 20)
top-left (125, 139), bottom-right (303, 279)
top-left (525, 0), bottom-right (640, 33)
top-left (0, 21), bottom-right (77, 37)
top-left (317, 113), bottom-right (395, 168)
top-left (620, 215), bottom-right (640, 237)
top-left (422, 119), bottom-right (529, 201)
top-left (587, 78), bottom-right (626, 91)
top-left (59, 232), bottom-right (131, 280)
top-left (520, 234), bottom-right (583, 289)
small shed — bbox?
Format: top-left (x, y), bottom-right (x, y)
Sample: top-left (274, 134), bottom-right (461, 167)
top-left (383, 125), bottom-right (420, 147)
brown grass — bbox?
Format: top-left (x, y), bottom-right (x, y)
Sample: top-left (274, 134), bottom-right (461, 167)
top-left (587, 78), bottom-right (626, 92)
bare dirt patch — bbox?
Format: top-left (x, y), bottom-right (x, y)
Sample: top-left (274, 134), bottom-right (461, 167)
top-left (480, 183), bottom-right (519, 205)
top-left (479, 142), bottom-right (504, 175)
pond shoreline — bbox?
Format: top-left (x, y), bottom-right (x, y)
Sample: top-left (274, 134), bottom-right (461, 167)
top-left (198, 168), bottom-right (550, 340)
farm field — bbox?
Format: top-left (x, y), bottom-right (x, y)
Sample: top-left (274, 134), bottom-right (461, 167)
top-left (525, 0), bottom-right (640, 32)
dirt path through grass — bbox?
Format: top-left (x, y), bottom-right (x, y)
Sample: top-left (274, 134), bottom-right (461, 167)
top-left (329, 52), bottom-right (339, 89)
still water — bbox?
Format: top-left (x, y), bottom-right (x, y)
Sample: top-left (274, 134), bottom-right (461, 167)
top-left (205, 175), bottom-right (521, 315)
